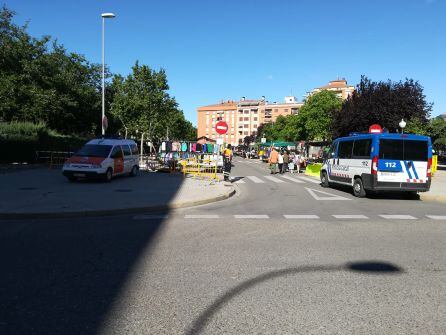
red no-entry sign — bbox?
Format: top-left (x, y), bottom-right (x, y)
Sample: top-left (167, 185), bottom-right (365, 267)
top-left (215, 121), bottom-right (229, 135)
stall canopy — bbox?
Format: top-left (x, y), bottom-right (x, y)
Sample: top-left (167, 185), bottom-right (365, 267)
top-left (258, 141), bottom-right (295, 148)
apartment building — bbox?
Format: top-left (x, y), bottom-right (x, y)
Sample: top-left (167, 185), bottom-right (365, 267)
top-left (261, 96), bottom-right (303, 125)
top-left (197, 96), bottom-right (303, 145)
top-left (307, 78), bottom-right (355, 100)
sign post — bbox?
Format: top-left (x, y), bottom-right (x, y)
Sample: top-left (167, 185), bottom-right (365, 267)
top-left (102, 115), bottom-right (108, 133)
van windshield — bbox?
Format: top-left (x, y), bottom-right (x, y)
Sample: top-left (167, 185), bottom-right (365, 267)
top-left (379, 139), bottom-right (428, 161)
top-left (75, 144), bottom-right (112, 158)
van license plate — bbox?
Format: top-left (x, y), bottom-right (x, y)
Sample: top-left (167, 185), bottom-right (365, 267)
top-left (380, 172), bottom-right (398, 177)
top-left (74, 173), bottom-right (85, 177)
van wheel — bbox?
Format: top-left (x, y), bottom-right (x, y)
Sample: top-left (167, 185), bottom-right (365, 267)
top-left (321, 171), bottom-right (330, 188)
top-left (104, 168), bottom-right (113, 182)
top-left (353, 178), bottom-right (366, 198)
top-left (130, 165), bottom-right (138, 177)
top-left (405, 191), bottom-right (419, 200)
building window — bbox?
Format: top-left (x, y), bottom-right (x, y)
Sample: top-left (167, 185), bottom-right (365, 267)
top-left (244, 110), bottom-right (249, 114)
top-left (244, 117), bottom-right (249, 121)
top-left (253, 117), bottom-right (258, 121)
top-left (244, 131), bottom-right (249, 135)
top-left (244, 124), bottom-right (249, 128)
top-left (253, 124), bottom-right (257, 129)
top-left (253, 110), bottom-right (258, 114)
top-left (274, 109), bottom-right (278, 113)
top-left (284, 109), bottom-right (288, 113)
top-left (239, 117), bottom-right (243, 121)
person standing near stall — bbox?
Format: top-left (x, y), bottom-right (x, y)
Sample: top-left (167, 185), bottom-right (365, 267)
top-left (278, 150), bottom-right (284, 174)
top-left (223, 144), bottom-right (233, 181)
top-left (268, 147), bottom-right (279, 174)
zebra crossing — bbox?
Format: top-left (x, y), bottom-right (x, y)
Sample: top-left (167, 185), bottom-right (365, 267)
top-left (232, 174), bottom-right (320, 185)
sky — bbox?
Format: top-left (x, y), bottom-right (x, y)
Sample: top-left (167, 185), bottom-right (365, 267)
top-left (4, 0), bottom-right (446, 125)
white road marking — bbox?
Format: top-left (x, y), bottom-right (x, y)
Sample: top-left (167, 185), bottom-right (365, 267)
top-left (234, 215), bottom-right (270, 219)
top-left (232, 178), bottom-right (245, 184)
top-left (246, 176), bottom-right (265, 183)
top-left (185, 214), bottom-right (220, 219)
top-left (425, 215), bottom-right (446, 220)
top-left (305, 187), bottom-right (351, 201)
top-left (296, 176), bottom-right (321, 184)
top-left (284, 215), bottom-right (320, 219)
top-left (133, 215), bottom-right (169, 220)
top-left (332, 215), bottom-right (369, 219)
top-left (379, 215), bottom-right (417, 220)
top-left (264, 175), bottom-right (285, 183)
top-left (279, 175), bottom-right (305, 183)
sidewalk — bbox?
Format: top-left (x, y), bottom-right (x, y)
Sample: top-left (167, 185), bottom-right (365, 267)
top-left (420, 169), bottom-right (446, 203)
top-left (0, 168), bottom-right (235, 219)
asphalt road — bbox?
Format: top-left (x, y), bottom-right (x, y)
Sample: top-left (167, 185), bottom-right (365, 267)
top-left (1, 156), bottom-right (446, 334)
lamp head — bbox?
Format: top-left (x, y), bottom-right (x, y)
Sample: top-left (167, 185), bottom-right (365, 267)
top-left (399, 119), bottom-right (406, 129)
top-left (101, 13), bottom-right (116, 19)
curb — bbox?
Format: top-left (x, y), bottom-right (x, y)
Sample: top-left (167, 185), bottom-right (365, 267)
top-left (0, 187), bottom-right (236, 220)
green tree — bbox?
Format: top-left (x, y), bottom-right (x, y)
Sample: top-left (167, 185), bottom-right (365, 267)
top-left (405, 117), bottom-right (428, 135)
top-left (428, 117), bottom-right (446, 151)
top-left (298, 90), bottom-right (342, 141)
top-left (333, 76), bottom-right (432, 137)
top-left (110, 62), bottom-right (194, 142)
top-left (0, 6), bottom-right (104, 135)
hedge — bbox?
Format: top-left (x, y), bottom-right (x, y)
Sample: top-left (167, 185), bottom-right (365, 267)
top-left (0, 122), bottom-right (88, 163)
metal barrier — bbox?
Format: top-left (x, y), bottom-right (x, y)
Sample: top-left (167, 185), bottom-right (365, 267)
top-left (180, 157), bottom-right (218, 181)
top-left (36, 151), bottom-right (73, 169)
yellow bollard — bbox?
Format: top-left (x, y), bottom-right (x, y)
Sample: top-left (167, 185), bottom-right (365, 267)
top-left (432, 155), bottom-right (438, 175)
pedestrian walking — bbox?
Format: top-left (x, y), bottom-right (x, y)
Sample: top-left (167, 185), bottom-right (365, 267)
top-left (288, 152), bottom-right (295, 173)
top-left (268, 147), bottom-right (279, 174)
top-left (283, 151), bottom-right (289, 173)
top-left (223, 144), bottom-right (233, 181)
top-left (294, 152), bottom-right (301, 174)
top-left (278, 151), bottom-right (284, 174)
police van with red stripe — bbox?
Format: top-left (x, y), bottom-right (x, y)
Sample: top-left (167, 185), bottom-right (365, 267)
top-left (320, 132), bottom-right (432, 197)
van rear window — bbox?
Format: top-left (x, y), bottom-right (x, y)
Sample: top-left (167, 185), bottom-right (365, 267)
top-left (76, 144), bottom-right (112, 158)
top-left (379, 139), bottom-right (427, 161)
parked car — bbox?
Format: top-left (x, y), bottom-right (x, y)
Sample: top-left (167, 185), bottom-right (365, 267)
top-left (62, 138), bottom-right (139, 182)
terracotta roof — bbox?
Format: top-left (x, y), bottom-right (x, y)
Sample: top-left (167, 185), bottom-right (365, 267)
top-left (197, 101), bottom-right (237, 111)
top-left (318, 79), bottom-right (350, 90)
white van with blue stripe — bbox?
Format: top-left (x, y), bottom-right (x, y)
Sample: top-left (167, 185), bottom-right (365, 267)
top-left (320, 133), bottom-right (432, 197)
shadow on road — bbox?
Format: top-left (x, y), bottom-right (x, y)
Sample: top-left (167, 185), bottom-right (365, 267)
top-left (327, 183), bottom-right (421, 201)
top-left (0, 173), bottom-right (184, 335)
top-left (186, 261), bottom-right (404, 335)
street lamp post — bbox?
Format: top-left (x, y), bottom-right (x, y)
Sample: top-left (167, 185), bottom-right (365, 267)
top-left (399, 119), bottom-right (406, 134)
top-left (101, 12), bottom-right (116, 136)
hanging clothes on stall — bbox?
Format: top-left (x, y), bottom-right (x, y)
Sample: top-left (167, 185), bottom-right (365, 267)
top-left (207, 143), bottom-right (213, 153)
